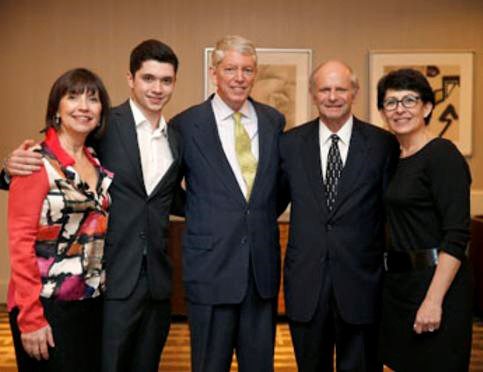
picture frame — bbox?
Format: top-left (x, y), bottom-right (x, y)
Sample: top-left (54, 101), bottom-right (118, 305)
top-left (369, 50), bottom-right (474, 155)
top-left (204, 48), bottom-right (312, 130)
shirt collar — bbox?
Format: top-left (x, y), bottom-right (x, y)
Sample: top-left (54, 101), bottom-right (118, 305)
top-left (44, 127), bottom-right (98, 167)
top-left (129, 98), bottom-right (167, 133)
top-left (319, 115), bottom-right (353, 146)
top-left (212, 93), bottom-right (253, 122)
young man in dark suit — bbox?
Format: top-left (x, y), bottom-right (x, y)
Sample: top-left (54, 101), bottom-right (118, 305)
top-left (3, 39), bottom-right (183, 372)
top-left (170, 35), bottom-right (286, 372)
top-left (279, 60), bottom-right (399, 372)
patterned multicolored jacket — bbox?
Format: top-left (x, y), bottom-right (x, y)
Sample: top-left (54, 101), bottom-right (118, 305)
top-left (7, 127), bottom-right (113, 332)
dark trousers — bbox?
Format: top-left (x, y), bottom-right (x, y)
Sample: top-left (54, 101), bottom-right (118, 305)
top-left (187, 273), bottom-right (277, 372)
top-left (9, 297), bottom-right (103, 372)
top-left (102, 267), bottom-right (171, 372)
top-left (289, 272), bottom-right (381, 372)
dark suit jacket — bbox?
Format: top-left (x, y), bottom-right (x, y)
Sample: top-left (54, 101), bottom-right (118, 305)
top-left (280, 117), bottom-right (399, 324)
top-left (170, 96), bottom-right (285, 305)
top-left (96, 101), bottom-right (183, 300)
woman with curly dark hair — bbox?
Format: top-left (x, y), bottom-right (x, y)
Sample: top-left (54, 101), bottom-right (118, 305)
top-left (377, 68), bottom-right (472, 371)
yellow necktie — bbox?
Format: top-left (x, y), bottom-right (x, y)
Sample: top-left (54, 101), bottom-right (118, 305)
top-left (233, 112), bottom-right (257, 200)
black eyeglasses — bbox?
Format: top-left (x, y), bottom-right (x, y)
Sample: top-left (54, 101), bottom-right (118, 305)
top-left (383, 95), bottom-right (421, 111)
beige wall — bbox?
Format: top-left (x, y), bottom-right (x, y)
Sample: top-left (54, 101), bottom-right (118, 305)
top-left (0, 0), bottom-right (482, 299)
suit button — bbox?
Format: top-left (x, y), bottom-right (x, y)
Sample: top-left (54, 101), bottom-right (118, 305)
top-left (246, 209), bottom-right (250, 216)
top-left (326, 224), bottom-right (333, 231)
top-left (241, 237), bottom-right (247, 245)
top-left (139, 231), bottom-right (146, 239)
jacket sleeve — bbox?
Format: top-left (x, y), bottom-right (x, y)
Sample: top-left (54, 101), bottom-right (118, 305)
top-left (0, 169), bottom-right (10, 190)
top-left (8, 166), bottom-right (50, 333)
top-left (429, 142), bottom-right (471, 261)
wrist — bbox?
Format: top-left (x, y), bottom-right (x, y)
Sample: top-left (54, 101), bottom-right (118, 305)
top-left (423, 294), bottom-right (443, 306)
top-left (3, 156), bottom-right (11, 182)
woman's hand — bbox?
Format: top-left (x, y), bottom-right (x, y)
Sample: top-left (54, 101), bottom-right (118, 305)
top-left (413, 298), bottom-right (442, 334)
top-left (412, 252), bottom-right (461, 335)
top-left (21, 324), bottom-right (55, 360)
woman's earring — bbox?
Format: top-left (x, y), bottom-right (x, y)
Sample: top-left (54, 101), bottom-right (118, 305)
top-left (54, 114), bottom-right (61, 126)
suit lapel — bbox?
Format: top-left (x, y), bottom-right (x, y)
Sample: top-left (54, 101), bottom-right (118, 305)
top-left (113, 101), bottom-right (146, 194)
top-left (191, 99), bottom-right (246, 205)
top-left (300, 120), bottom-right (329, 217)
top-left (249, 101), bottom-right (276, 203)
top-left (331, 118), bottom-right (368, 213)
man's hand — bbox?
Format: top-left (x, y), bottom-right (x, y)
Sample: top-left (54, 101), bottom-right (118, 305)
top-left (5, 140), bottom-right (42, 176)
top-left (21, 324), bottom-right (55, 360)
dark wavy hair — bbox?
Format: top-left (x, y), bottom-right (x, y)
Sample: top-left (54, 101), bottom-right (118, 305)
top-left (377, 68), bottom-right (435, 125)
top-left (44, 68), bottom-right (110, 144)
top-left (130, 39), bottom-right (179, 75)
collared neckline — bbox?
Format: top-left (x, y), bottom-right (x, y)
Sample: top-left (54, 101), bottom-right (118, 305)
top-left (44, 127), bottom-right (98, 167)
top-left (319, 115), bottom-right (353, 146)
top-left (129, 98), bottom-right (167, 135)
top-left (212, 93), bottom-right (253, 122)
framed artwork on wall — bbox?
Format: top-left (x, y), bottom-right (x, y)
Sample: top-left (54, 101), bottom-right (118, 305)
top-left (369, 50), bottom-right (474, 156)
top-left (204, 48), bottom-right (312, 130)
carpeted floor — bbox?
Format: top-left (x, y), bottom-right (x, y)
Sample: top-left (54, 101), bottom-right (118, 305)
top-left (0, 309), bottom-right (482, 371)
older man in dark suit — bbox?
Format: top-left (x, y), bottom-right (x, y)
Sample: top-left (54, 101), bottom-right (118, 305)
top-left (170, 35), bottom-right (286, 372)
top-left (280, 60), bottom-right (399, 372)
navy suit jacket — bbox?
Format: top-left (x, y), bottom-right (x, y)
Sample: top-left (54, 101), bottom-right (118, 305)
top-left (97, 101), bottom-right (183, 300)
top-left (280, 117), bottom-right (399, 324)
top-left (170, 96), bottom-right (285, 305)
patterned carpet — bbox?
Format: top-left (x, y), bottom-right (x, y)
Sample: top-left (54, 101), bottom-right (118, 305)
top-left (0, 309), bottom-right (482, 371)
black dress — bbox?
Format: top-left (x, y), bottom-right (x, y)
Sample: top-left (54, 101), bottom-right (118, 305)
top-left (382, 138), bottom-right (473, 372)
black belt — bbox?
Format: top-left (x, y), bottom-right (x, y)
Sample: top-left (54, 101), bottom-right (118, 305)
top-left (384, 248), bottom-right (439, 273)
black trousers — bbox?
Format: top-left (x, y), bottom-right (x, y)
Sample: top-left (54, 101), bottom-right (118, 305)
top-left (9, 297), bottom-right (103, 372)
top-left (187, 271), bottom-right (277, 372)
top-left (102, 267), bottom-right (171, 372)
top-left (289, 272), bottom-right (381, 372)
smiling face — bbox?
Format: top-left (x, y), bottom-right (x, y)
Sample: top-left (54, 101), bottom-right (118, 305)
top-left (380, 89), bottom-right (433, 136)
top-left (128, 59), bottom-right (176, 124)
top-left (57, 90), bottom-right (102, 138)
top-left (210, 49), bottom-right (257, 111)
top-left (311, 61), bottom-right (358, 131)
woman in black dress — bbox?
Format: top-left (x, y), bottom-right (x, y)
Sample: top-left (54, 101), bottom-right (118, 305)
top-left (377, 68), bottom-right (472, 371)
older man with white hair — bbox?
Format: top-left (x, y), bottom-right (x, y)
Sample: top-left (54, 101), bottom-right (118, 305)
top-left (170, 35), bottom-right (286, 372)
top-left (280, 60), bottom-right (399, 372)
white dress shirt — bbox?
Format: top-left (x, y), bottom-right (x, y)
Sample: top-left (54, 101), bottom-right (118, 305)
top-left (211, 94), bottom-right (259, 198)
top-left (319, 116), bottom-right (353, 181)
top-left (130, 99), bottom-right (173, 196)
